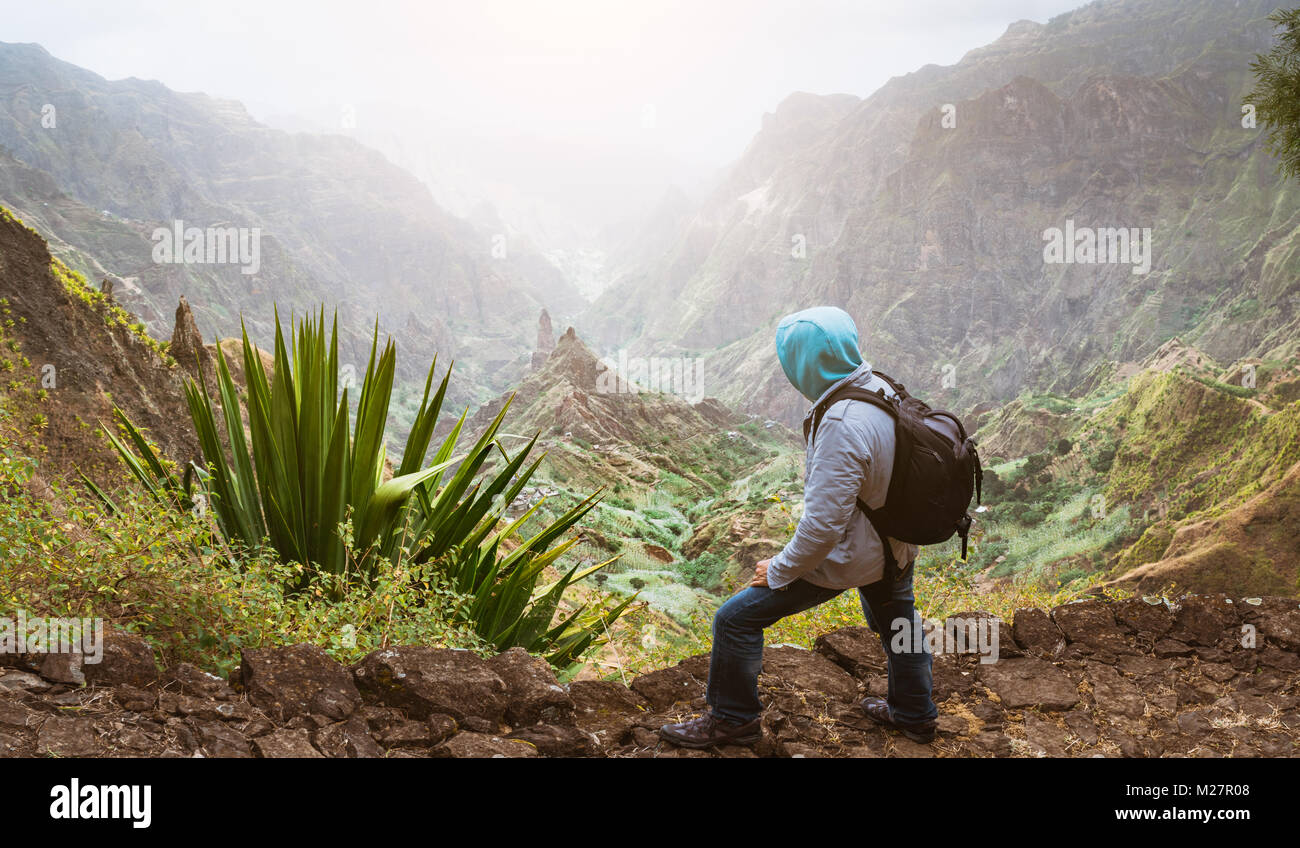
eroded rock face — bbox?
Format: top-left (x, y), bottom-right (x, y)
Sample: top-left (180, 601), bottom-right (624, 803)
top-left (169, 295), bottom-right (213, 385)
top-left (0, 594), bottom-right (1296, 759)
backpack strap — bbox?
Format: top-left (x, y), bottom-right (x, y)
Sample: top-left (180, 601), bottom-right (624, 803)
top-left (803, 381), bottom-right (906, 584)
top-left (803, 384), bottom-right (897, 446)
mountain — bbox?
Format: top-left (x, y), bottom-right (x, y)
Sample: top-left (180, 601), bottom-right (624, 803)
top-left (581, 0), bottom-right (1300, 427)
top-left (965, 334), bottom-right (1300, 597)
top-left (0, 41), bottom-right (585, 405)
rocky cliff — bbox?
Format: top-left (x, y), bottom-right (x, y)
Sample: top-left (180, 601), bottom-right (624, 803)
top-left (582, 0), bottom-right (1300, 427)
top-left (2, 594), bottom-right (1295, 758)
top-left (0, 42), bottom-right (582, 405)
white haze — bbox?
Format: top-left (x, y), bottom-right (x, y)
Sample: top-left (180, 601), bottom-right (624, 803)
top-left (5, 0), bottom-right (1085, 270)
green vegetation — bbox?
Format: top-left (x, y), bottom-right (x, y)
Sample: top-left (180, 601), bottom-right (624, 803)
top-left (49, 257), bottom-right (175, 365)
top-left (0, 445), bottom-right (488, 678)
top-left (95, 309), bottom-right (630, 667)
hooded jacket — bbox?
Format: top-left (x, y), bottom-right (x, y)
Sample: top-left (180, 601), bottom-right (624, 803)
top-left (767, 308), bottom-right (917, 590)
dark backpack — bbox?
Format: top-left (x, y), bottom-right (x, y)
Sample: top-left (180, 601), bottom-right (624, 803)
top-left (804, 370), bottom-right (982, 581)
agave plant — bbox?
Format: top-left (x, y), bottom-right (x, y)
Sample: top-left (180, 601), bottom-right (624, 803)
top-left (95, 308), bottom-right (630, 665)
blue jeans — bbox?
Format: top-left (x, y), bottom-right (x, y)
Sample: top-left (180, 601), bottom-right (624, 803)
top-left (705, 564), bottom-right (937, 727)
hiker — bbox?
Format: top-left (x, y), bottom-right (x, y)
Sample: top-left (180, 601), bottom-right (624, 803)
top-left (660, 305), bottom-right (962, 749)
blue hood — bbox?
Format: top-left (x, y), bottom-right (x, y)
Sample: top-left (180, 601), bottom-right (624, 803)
top-left (774, 307), bottom-right (864, 402)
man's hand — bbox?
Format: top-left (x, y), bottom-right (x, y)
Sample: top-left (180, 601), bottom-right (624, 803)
top-left (751, 558), bottom-right (772, 588)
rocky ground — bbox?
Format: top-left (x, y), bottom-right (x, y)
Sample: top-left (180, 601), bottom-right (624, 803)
top-left (1, 594), bottom-right (1296, 758)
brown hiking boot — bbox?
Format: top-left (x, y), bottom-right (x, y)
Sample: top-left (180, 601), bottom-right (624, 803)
top-left (659, 711), bottom-right (762, 749)
top-left (861, 696), bottom-right (936, 743)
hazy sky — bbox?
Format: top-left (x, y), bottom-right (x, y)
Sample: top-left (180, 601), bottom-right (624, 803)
top-left (7, 0), bottom-right (1087, 173)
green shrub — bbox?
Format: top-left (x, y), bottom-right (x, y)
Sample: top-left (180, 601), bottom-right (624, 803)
top-left (95, 308), bottom-right (630, 666)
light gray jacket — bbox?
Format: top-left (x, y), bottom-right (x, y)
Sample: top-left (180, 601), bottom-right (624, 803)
top-left (767, 362), bottom-right (917, 591)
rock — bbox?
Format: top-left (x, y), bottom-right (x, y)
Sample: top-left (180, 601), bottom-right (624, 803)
top-left (1199, 662), bottom-right (1237, 683)
top-left (113, 684), bottom-right (156, 711)
top-left (931, 653), bottom-right (977, 701)
top-left (1154, 639), bottom-right (1194, 658)
top-left (1257, 645), bottom-right (1300, 672)
top-left (629, 665), bottom-right (703, 710)
top-left (1086, 662), bottom-right (1146, 719)
top-left (313, 715), bottom-right (386, 758)
top-left (164, 662), bottom-right (236, 700)
top-left (531, 308), bottom-right (555, 371)
top-left (676, 653), bottom-right (711, 680)
top-left (1012, 608), bottom-right (1065, 656)
top-left (1114, 597), bottom-right (1174, 640)
top-left (353, 647), bottom-right (508, 724)
top-left (487, 647), bottom-right (574, 726)
top-left (252, 728), bottom-right (324, 758)
top-left (427, 714), bottom-right (458, 743)
top-left (783, 742), bottom-right (827, 758)
top-left (0, 670), bottom-right (49, 693)
top-left (0, 700), bottom-right (38, 728)
top-left (1259, 607), bottom-right (1300, 652)
top-left (357, 705), bottom-right (406, 735)
top-left (760, 646), bottom-right (860, 702)
top-left (39, 652), bottom-right (84, 686)
top-left (36, 716), bottom-right (102, 757)
top-left (1104, 727), bottom-right (1144, 757)
top-left (978, 657), bottom-right (1079, 711)
top-left (195, 721), bottom-right (252, 758)
top-left (176, 695), bottom-right (234, 722)
top-left (170, 295), bottom-right (213, 383)
top-left (164, 716), bottom-right (199, 752)
top-left (1170, 595), bottom-right (1238, 646)
top-left (890, 737), bottom-right (936, 758)
top-left (1052, 599), bottom-right (1131, 654)
top-left (379, 719), bottom-right (439, 748)
top-left (1177, 710), bottom-right (1212, 735)
top-left (1115, 655), bottom-right (1170, 678)
top-left (431, 732), bottom-right (539, 758)
top-left (945, 611), bottom-right (1019, 659)
top-left (82, 630), bottom-right (159, 688)
top-left (814, 626), bottom-right (888, 677)
top-left (1063, 711), bottom-right (1099, 746)
top-left (568, 679), bottom-right (647, 748)
top-left (506, 724), bottom-right (600, 757)
top-left (241, 644), bottom-right (360, 722)
top-left (969, 731), bottom-right (1012, 757)
top-left (112, 723), bottom-right (162, 753)
top-left (1023, 712), bottom-right (1070, 756)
